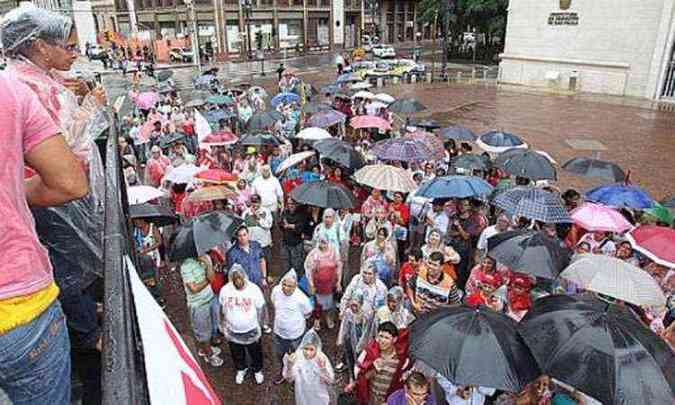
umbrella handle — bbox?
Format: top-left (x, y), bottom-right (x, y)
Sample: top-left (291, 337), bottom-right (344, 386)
top-left (624, 169), bottom-right (631, 185)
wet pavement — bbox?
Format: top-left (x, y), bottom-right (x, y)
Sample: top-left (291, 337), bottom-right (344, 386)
top-left (104, 63), bottom-right (675, 404)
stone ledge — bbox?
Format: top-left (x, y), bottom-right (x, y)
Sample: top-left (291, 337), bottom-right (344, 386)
top-left (499, 53), bottom-right (630, 70)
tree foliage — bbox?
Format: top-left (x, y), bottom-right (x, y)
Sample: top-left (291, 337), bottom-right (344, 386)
top-left (417, 0), bottom-right (508, 42)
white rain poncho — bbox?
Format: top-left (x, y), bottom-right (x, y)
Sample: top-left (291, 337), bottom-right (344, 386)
top-left (282, 329), bottom-right (335, 405)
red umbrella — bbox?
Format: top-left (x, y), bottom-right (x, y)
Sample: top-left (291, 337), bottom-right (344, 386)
top-left (350, 115), bottom-right (392, 131)
top-left (202, 130), bottom-right (238, 146)
top-left (195, 169), bottom-right (238, 185)
top-left (626, 225), bottom-right (675, 268)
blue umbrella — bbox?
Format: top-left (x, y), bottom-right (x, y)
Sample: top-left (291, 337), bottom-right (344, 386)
top-left (585, 183), bottom-right (655, 209)
top-left (494, 186), bottom-right (571, 223)
top-left (416, 175), bottom-right (494, 199)
top-left (439, 125), bottom-right (477, 142)
top-left (477, 131), bottom-right (527, 153)
top-left (271, 92), bottom-right (301, 107)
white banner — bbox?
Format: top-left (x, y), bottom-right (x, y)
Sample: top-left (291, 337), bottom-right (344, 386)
top-left (127, 257), bottom-right (221, 405)
top-left (194, 109), bottom-right (213, 142)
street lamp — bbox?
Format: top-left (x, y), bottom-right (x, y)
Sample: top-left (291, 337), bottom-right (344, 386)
top-left (184, 0), bottom-right (202, 72)
top-left (241, 0), bottom-right (253, 60)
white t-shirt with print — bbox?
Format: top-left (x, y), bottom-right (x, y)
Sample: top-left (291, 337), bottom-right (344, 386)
top-left (219, 283), bottom-right (265, 334)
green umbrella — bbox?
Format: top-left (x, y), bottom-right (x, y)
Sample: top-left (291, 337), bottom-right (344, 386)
top-left (207, 95), bottom-right (234, 105)
top-left (644, 202), bottom-right (674, 225)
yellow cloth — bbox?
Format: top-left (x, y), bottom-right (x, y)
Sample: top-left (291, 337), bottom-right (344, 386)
top-left (0, 283), bottom-right (59, 335)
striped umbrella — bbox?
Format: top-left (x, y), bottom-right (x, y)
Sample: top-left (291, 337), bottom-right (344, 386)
top-left (493, 186), bottom-right (571, 223)
top-left (353, 164), bottom-right (418, 193)
top-left (371, 138), bottom-right (436, 162)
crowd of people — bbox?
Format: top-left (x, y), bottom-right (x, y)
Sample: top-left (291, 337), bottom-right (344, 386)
top-left (0, 4), bottom-right (673, 405)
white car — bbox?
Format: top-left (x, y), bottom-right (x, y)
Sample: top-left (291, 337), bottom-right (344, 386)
top-left (372, 44), bottom-right (396, 58)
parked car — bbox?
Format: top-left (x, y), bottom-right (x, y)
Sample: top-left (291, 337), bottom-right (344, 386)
top-left (372, 44), bottom-right (395, 58)
top-left (169, 47), bottom-right (193, 63)
top-left (362, 34), bottom-right (379, 52)
top-left (88, 45), bottom-right (107, 60)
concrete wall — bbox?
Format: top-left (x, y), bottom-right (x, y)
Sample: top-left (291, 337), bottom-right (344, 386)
top-left (500, 0), bottom-right (673, 98)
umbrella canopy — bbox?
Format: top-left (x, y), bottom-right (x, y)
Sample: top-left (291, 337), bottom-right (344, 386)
top-left (410, 306), bottom-right (539, 393)
top-left (371, 138), bottom-right (436, 162)
top-left (156, 70), bottom-right (174, 82)
top-left (302, 102), bottom-right (334, 114)
top-left (296, 127), bottom-right (333, 141)
top-left (169, 212), bottom-right (243, 261)
top-left (164, 163), bottom-right (201, 184)
top-left (494, 149), bottom-right (557, 181)
top-left (439, 125), bottom-right (477, 142)
top-left (248, 110), bottom-right (284, 131)
top-left (626, 225), bottom-right (675, 268)
top-left (135, 91), bottom-right (160, 110)
top-left (193, 74), bottom-right (216, 88)
top-left (373, 93), bottom-right (395, 104)
top-left (239, 133), bottom-right (281, 147)
top-left (336, 73), bottom-right (361, 83)
top-left (388, 97), bottom-right (426, 114)
top-left (644, 202), bottom-right (674, 225)
top-left (415, 175), bottom-right (493, 199)
top-left (306, 110), bottom-right (347, 128)
top-left (353, 164), bottom-right (418, 193)
top-left (289, 180), bottom-right (356, 209)
top-left (159, 132), bottom-right (186, 149)
top-left (201, 130), bottom-right (238, 146)
top-left (313, 139), bottom-right (365, 169)
top-left (271, 91), bottom-right (301, 107)
top-left (350, 115), bottom-right (392, 131)
top-left (204, 109), bottom-right (234, 124)
top-left (560, 254), bottom-right (666, 307)
top-left (409, 118), bottom-right (441, 130)
top-left (450, 154), bottom-right (490, 172)
top-left (194, 169), bottom-right (238, 185)
top-left (320, 84), bottom-right (338, 94)
top-left (275, 151), bottom-right (316, 174)
top-left (660, 195), bottom-right (675, 211)
top-left (185, 186), bottom-right (237, 203)
top-left (206, 95), bottom-right (234, 105)
top-left (157, 84), bottom-right (175, 94)
top-left (128, 185), bottom-right (164, 205)
top-left (185, 99), bottom-right (206, 108)
top-left (570, 202), bottom-right (633, 233)
top-left (352, 90), bottom-right (375, 99)
top-left (404, 130), bottom-right (445, 160)
top-left (585, 183), bottom-right (655, 209)
top-left (562, 157), bottom-right (626, 182)
top-left (487, 230), bottom-right (571, 279)
top-left (477, 131), bottom-right (527, 154)
top-left (247, 86), bottom-right (268, 98)
top-left (520, 294), bottom-right (675, 405)
top-left (493, 187), bottom-right (572, 223)
top-left (129, 203), bottom-right (178, 227)
top-left (350, 81), bottom-right (373, 90)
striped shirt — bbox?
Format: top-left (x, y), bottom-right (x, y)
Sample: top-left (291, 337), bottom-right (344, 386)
top-left (369, 352), bottom-right (399, 404)
top-left (409, 266), bottom-right (461, 314)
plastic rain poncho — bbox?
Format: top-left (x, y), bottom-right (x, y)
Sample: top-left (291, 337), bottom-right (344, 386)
top-left (283, 329), bottom-right (336, 405)
top-left (1, 6), bottom-right (109, 286)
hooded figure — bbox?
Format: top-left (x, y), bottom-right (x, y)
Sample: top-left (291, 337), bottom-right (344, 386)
top-left (336, 288), bottom-right (376, 382)
top-left (283, 329), bottom-right (336, 405)
top-left (376, 286), bottom-right (415, 331)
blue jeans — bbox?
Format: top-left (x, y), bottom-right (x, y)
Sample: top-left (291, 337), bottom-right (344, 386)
top-left (0, 301), bottom-right (71, 405)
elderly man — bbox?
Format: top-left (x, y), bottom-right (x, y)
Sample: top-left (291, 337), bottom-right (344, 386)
top-left (476, 213), bottom-right (511, 259)
top-left (270, 269), bottom-right (313, 385)
top-left (251, 164), bottom-right (284, 221)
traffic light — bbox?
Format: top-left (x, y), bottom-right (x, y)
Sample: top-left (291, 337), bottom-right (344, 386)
top-left (255, 31), bottom-right (263, 49)
top-left (104, 31), bottom-right (111, 41)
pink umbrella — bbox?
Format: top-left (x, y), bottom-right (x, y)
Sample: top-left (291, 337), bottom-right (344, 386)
top-left (135, 91), bottom-right (160, 110)
top-left (202, 131), bottom-right (238, 146)
top-left (626, 225), bottom-right (675, 268)
top-left (350, 115), bottom-right (392, 131)
top-left (570, 202), bottom-right (633, 233)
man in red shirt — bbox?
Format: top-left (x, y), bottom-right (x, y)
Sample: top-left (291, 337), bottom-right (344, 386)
top-left (399, 248), bottom-right (423, 297)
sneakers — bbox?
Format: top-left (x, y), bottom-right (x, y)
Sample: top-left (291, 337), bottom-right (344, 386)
top-left (207, 354), bottom-right (224, 367)
top-left (254, 371), bottom-right (264, 385)
top-left (335, 362), bottom-right (346, 372)
top-left (235, 369), bottom-right (248, 385)
top-left (262, 325), bottom-right (272, 334)
top-left (198, 346), bottom-right (222, 358)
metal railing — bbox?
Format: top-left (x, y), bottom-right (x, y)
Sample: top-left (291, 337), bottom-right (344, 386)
top-left (101, 113), bottom-right (150, 405)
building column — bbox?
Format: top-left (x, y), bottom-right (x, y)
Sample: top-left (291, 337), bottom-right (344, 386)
top-left (392, 0), bottom-right (398, 44)
top-left (329, 0), bottom-right (334, 50)
top-left (238, 1), bottom-right (246, 57)
top-left (273, 0), bottom-right (280, 51)
top-left (412, 2), bottom-right (417, 44)
top-left (302, 0), bottom-right (308, 51)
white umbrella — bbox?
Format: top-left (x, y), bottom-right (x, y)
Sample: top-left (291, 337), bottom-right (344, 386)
top-left (353, 164), bottom-right (418, 193)
top-left (351, 81), bottom-right (373, 90)
top-left (296, 127), bottom-right (332, 141)
top-left (352, 90), bottom-right (375, 99)
top-left (374, 93), bottom-right (395, 104)
top-left (560, 254), bottom-right (667, 307)
top-left (163, 163), bottom-right (201, 184)
top-left (275, 151), bottom-right (315, 174)
top-left (128, 185), bottom-right (165, 205)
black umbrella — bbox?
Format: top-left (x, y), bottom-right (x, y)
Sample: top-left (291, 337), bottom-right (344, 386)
top-left (487, 230), bottom-right (571, 279)
top-left (495, 149), bottom-right (557, 181)
top-left (302, 102), bottom-right (334, 114)
top-left (313, 139), bottom-right (365, 169)
top-left (410, 118), bottom-right (441, 130)
top-left (157, 70), bottom-right (174, 82)
top-left (169, 211), bottom-right (243, 262)
top-left (239, 133), bottom-right (281, 147)
top-left (159, 132), bottom-right (186, 149)
top-left (450, 154), bottom-right (490, 172)
top-left (562, 157), bottom-right (626, 182)
top-left (388, 97), bottom-right (426, 114)
top-left (410, 306), bottom-right (540, 393)
top-left (289, 180), bottom-right (356, 209)
top-left (248, 110), bottom-right (284, 131)
top-left (520, 294), bottom-right (675, 405)
top-left (129, 203), bottom-right (178, 227)
top-left (439, 125), bottom-right (477, 142)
